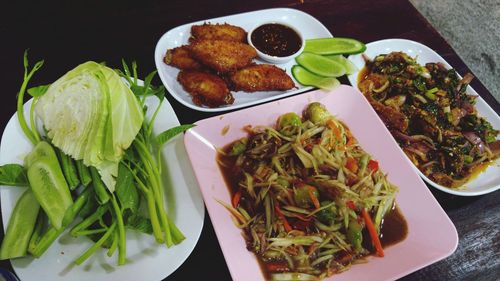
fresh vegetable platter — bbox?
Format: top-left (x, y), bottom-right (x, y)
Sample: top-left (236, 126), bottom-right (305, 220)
top-left (0, 55), bottom-right (204, 281)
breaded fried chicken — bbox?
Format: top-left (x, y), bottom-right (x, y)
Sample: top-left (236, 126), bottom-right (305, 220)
top-left (177, 70), bottom-right (234, 107)
top-left (189, 40), bottom-right (257, 73)
top-left (229, 64), bottom-right (295, 92)
top-left (164, 45), bottom-right (203, 70)
top-left (191, 23), bottom-right (247, 42)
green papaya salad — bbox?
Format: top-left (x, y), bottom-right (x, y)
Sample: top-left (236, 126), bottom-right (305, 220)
top-left (217, 103), bottom-right (407, 281)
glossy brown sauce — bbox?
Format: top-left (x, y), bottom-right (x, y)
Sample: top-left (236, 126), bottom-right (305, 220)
top-left (250, 23), bottom-right (302, 57)
top-left (379, 205), bottom-right (408, 247)
top-left (357, 65), bottom-right (370, 85)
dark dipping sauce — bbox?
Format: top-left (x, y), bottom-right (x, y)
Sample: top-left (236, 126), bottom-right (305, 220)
top-left (250, 23), bottom-right (302, 57)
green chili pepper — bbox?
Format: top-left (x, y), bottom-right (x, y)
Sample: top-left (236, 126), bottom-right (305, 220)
top-left (0, 190), bottom-right (40, 260)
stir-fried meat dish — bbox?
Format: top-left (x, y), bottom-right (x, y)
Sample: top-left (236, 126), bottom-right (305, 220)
top-left (229, 64), bottom-right (295, 92)
top-left (358, 52), bottom-right (499, 188)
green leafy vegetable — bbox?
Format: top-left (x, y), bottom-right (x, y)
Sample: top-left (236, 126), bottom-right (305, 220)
top-left (27, 84), bottom-right (50, 97)
top-left (156, 124), bottom-right (195, 146)
top-left (126, 214), bottom-right (153, 235)
top-left (35, 61), bottom-right (144, 192)
top-left (115, 163), bottom-right (139, 213)
top-left (2, 53), bottom-right (190, 267)
top-left (0, 164), bottom-right (29, 186)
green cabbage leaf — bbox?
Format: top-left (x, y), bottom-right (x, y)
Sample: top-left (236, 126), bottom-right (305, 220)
top-left (35, 61), bottom-right (143, 192)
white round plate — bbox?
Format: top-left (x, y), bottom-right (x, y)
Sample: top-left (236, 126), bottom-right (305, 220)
top-left (0, 96), bottom-right (205, 280)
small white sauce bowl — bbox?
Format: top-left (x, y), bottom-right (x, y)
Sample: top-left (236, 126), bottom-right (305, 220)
top-left (247, 21), bottom-right (305, 64)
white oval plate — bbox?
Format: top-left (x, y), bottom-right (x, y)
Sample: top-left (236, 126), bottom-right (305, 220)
top-left (347, 38), bottom-right (500, 196)
top-left (154, 7), bottom-right (332, 112)
top-left (0, 96), bottom-right (205, 281)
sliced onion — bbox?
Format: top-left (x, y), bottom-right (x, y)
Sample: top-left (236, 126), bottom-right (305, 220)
top-left (393, 131), bottom-right (436, 149)
top-left (463, 131), bottom-right (485, 153)
top-left (404, 146), bottom-right (427, 160)
top-left (373, 80), bottom-right (390, 93)
top-left (456, 73), bottom-right (474, 92)
top-left (413, 94), bottom-right (427, 104)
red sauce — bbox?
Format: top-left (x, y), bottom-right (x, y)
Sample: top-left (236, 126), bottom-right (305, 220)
top-left (250, 23), bottom-right (302, 57)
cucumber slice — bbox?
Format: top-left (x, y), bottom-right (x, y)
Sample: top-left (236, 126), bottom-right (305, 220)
top-left (25, 141), bottom-right (58, 168)
top-left (325, 55), bottom-right (358, 75)
top-left (295, 53), bottom-right (346, 77)
top-left (292, 65), bottom-right (340, 90)
top-left (0, 190), bottom-right (40, 259)
top-left (304, 38), bottom-right (366, 55)
top-left (28, 159), bottom-right (73, 229)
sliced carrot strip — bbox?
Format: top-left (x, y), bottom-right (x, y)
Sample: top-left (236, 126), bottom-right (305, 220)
top-left (362, 208), bottom-right (384, 257)
top-left (232, 190), bottom-right (242, 208)
top-left (275, 205), bottom-right (292, 232)
top-left (308, 187), bottom-right (320, 209)
top-left (346, 157), bottom-right (359, 173)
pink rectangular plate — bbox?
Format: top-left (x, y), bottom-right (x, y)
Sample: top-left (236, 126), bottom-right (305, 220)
top-left (184, 85), bottom-right (458, 281)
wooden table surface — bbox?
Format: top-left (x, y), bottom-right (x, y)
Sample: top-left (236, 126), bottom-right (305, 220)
top-left (0, 0), bottom-right (499, 280)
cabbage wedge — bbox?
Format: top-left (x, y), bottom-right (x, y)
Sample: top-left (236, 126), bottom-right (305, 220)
top-left (35, 62), bottom-right (143, 192)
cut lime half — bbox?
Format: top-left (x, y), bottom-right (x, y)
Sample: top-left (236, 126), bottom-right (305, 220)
top-left (325, 55), bottom-right (358, 75)
top-left (292, 65), bottom-right (340, 90)
top-left (295, 53), bottom-right (346, 77)
top-left (304, 38), bottom-right (366, 55)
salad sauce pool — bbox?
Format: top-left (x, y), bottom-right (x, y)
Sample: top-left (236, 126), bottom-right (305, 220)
top-left (250, 23), bottom-right (302, 57)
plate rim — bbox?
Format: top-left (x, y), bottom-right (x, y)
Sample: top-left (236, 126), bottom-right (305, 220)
top-left (153, 7), bottom-right (332, 112)
top-left (346, 38), bottom-right (500, 196)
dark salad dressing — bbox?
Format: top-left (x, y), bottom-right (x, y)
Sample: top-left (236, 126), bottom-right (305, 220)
top-left (250, 23), bottom-right (302, 57)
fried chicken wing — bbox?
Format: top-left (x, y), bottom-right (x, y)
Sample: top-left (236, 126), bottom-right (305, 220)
top-left (189, 40), bottom-right (257, 73)
top-left (229, 64), bottom-right (295, 92)
top-left (191, 23), bottom-right (247, 42)
top-left (164, 45), bottom-right (203, 70)
top-left (177, 70), bottom-right (234, 107)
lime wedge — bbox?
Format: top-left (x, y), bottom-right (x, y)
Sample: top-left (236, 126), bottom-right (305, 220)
top-left (325, 55), bottom-right (358, 75)
top-left (292, 65), bottom-right (340, 90)
top-left (304, 38), bottom-right (366, 55)
top-left (295, 53), bottom-right (346, 77)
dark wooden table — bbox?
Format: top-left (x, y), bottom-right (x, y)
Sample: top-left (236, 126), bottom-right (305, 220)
top-left (0, 0), bottom-right (498, 280)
